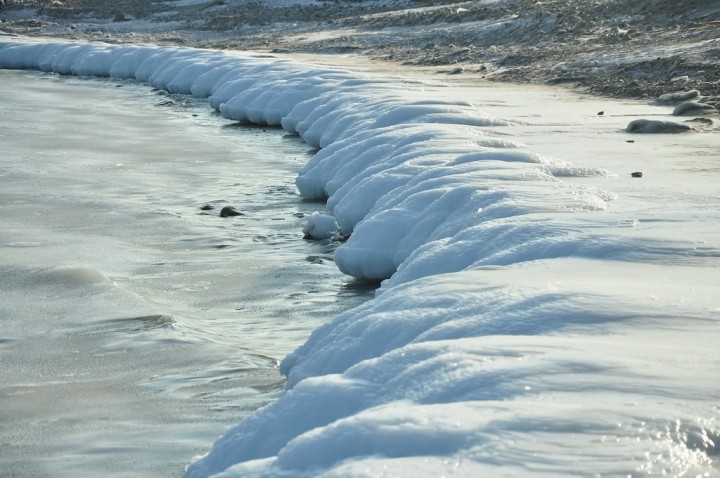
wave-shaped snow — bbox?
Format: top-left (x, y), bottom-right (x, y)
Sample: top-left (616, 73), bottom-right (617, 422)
top-left (2, 40), bottom-right (718, 478)
top-left (0, 39), bottom-right (622, 282)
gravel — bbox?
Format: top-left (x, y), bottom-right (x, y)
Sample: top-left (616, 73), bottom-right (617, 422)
top-left (2, 0), bottom-right (719, 100)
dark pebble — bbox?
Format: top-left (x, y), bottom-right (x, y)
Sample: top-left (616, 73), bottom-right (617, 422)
top-left (220, 206), bottom-right (244, 217)
top-left (200, 204), bottom-right (214, 211)
top-left (305, 255), bottom-right (325, 264)
top-left (631, 172), bottom-right (643, 178)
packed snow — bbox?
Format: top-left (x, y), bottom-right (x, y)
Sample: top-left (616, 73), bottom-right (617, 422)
top-left (302, 212), bottom-right (339, 241)
top-left (1, 40), bottom-right (718, 477)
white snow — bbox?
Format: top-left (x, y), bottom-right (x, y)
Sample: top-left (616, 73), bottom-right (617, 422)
top-left (302, 212), bottom-right (339, 241)
top-left (1, 39), bottom-right (718, 478)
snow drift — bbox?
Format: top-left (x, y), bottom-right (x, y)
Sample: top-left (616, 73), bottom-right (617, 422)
top-left (1, 40), bottom-right (718, 478)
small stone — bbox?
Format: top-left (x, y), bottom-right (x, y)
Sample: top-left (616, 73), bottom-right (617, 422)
top-left (671, 75), bottom-right (690, 84)
top-left (219, 206), bottom-right (244, 217)
top-left (631, 172), bottom-right (643, 178)
top-left (657, 89), bottom-right (700, 104)
top-left (597, 111), bottom-right (604, 116)
top-left (626, 119), bottom-right (692, 133)
top-left (305, 255), bottom-right (325, 264)
top-left (673, 101), bottom-right (716, 116)
top-left (200, 204), bottom-right (214, 211)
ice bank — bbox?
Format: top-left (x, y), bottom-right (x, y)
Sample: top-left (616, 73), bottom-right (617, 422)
top-left (1, 40), bottom-right (718, 477)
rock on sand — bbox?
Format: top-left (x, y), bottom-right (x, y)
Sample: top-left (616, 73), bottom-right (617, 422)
top-left (626, 119), bottom-right (692, 134)
top-left (672, 101), bottom-right (717, 116)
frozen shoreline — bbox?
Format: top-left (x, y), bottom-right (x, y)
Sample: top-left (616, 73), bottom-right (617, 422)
top-left (2, 36), bottom-right (719, 477)
top-left (1, 0), bottom-right (720, 100)
top-left (0, 65), bottom-right (375, 477)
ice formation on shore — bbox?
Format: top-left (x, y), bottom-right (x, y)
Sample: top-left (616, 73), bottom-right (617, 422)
top-left (1, 40), bottom-right (718, 478)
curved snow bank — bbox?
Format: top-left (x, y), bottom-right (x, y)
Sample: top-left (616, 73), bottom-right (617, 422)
top-left (0, 39), bottom-right (613, 282)
top-left (188, 261), bottom-right (720, 478)
top-left (3, 40), bottom-right (719, 478)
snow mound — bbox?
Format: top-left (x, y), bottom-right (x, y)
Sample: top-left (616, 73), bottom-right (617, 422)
top-left (0, 40), bottom-right (613, 281)
top-left (188, 262), bottom-right (720, 478)
top-left (301, 212), bottom-right (339, 241)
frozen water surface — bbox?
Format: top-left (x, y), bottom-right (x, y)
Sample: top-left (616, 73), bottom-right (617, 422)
top-left (0, 69), bottom-right (372, 477)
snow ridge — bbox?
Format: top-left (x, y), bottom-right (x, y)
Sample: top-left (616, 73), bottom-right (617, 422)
top-left (0, 39), bottom-right (616, 283)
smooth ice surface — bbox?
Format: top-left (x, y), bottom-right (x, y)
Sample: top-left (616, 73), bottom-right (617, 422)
top-left (1, 40), bottom-right (718, 478)
top-left (0, 68), bottom-right (371, 477)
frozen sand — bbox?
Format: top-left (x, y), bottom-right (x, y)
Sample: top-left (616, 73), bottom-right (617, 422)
top-left (1, 40), bottom-right (719, 477)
